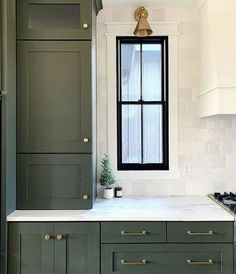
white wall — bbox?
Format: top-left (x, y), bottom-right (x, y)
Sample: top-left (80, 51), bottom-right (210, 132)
top-left (96, 6), bottom-right (236, 196)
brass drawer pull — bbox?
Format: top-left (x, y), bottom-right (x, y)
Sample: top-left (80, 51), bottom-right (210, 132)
top-left (121, 231), bottom-right (147, 236)
top-left (187, 259), bottom-right (214, 265)
top-left (187, 231), bottom-right (214, 236)
top-left (121, 259), bottom-right (147, 265)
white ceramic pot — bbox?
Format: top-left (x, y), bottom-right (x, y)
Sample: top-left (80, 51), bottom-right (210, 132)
top-left (103, 188), bottom-right (114, 199)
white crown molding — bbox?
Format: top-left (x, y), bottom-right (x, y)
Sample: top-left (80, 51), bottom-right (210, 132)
top-left (104, 21), bottom-right (181, 36)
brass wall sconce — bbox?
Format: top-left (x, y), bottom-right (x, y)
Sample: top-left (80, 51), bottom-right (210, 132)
top-left (134, 7), bottom-right (153, 37)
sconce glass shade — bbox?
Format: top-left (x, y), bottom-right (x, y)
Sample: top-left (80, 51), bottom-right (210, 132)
top-left (134, 7), bottom-right (153, 37)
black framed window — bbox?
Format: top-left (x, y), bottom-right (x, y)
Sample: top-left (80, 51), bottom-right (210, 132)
top-left (117, 36), bottom-right (169, 170)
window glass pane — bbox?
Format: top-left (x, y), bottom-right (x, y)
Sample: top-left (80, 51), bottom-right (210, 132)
top-left (142, 44), bottom-right (162, 101)
top-left (121, 44), bottom-right (140, 101)
top-left (28, 4), bottom-right (81, 29)
top-left (122, 105), bottom-right (141, 163)
top-left (143, 105), bottom-right (163, 163)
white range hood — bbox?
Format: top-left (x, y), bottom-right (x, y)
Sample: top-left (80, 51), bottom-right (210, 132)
top-left (198, 0), bottom-right (236, 117)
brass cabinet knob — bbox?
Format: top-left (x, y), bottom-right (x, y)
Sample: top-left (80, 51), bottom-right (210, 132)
top-left (82, 23), bottom-right (89, 29)
top-left (44, 235), bottom-right (51, 241)
top-left (83, 138), bottom-right (89, 143)
top-left (83, 195), bottom-right (89, 200)
top-left (56, 234), bottom-right (63, 241)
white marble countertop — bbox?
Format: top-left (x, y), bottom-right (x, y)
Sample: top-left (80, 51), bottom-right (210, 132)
top-left (7, 196), bottom-right (234, 222)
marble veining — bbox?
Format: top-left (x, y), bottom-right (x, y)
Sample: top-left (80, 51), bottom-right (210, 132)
top-left (7, 196), bottom-right (234, 222)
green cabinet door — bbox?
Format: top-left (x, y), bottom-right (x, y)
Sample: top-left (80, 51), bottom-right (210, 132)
top-left (17, 154), bottom-right (93, 209)
top-left (17, 40), bottom-right (92, 153)
top-left (17, 0), bottom-right (92, 40)
top-left (54, 223), bottom-right (100, 274)
top-left (8, 222), bottom-right (100, 274)
top-left (8, 223), bottom-right (54, 274)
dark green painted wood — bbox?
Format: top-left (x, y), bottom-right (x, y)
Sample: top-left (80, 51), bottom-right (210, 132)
top-left (1, 0), bottom-right (17, 273)
top-left (101, 243), bottom-right (233, 274)
top-left (8, 223), bottom-right (54, 274)
top-left (55, 223), bottom-right (100, 274)
top-left (167, 221), bottom-right (233, 243)
top-left (17, 40), bottom-right (92, 153)
top-left (8, 222), bottom-right (100, 274)
top-left (101, 222), bottom-right (166, 243)
top-left (17, 154), bottom-right (93, 209)
top-left (94, 0), bottom-right (103, 14)
top-left (17, 0), bottom-right (92, 40)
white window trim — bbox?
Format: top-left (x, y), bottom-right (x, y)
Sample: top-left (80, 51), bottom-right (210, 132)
top-left (105, 22), bottom-right (180, 180)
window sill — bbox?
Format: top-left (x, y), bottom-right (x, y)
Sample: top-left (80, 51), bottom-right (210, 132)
top-left (113, 169), bottom-right (180, 181)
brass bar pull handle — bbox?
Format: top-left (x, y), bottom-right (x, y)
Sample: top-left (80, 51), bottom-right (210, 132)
top-left (121, 231), bottom-right (147, 236)
top-left (187, 259), bottom-right (214, 265)
top-left (187, 231), bottom-right (214, 236)
top-left (121, 259), bottom-right (147, 265)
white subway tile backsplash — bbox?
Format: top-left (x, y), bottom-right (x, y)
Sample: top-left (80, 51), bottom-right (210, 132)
top-left (96, 7), bottom-right (236, 196)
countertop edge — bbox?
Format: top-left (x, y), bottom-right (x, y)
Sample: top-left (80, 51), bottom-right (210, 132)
top-left (7, 196), bottom-right (235, 222)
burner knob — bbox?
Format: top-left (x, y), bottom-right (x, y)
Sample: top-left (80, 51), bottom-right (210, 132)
top-left (214, 192), bottom-right (220, 199)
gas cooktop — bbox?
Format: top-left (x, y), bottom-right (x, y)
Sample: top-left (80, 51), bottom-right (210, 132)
top-left (213, 192), bottom-right (236, 213)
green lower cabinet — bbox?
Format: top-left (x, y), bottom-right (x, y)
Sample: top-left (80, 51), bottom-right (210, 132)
top-left (101, 243), bottom-right (233, 274)
top-left (8, 222), bottom-right (100, 274)
top-left (54, 223), bottom-right (100, 274)
top-left (8, 223), bottom-right (54, 274)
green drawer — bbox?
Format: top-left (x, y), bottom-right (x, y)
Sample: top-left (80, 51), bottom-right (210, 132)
top-left (101, 222), bottom-right (166, 243)
top-left (167, 222), bottom-right (233, 243)
top-left (101, 243), bottom-right (233, 274)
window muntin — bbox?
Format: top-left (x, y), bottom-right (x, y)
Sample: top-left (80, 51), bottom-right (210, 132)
top-left (117, 37), bottom-right (169, 170)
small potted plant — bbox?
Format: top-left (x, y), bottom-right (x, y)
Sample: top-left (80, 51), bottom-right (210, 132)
top-left (99, 154), bottom-right (115, 199)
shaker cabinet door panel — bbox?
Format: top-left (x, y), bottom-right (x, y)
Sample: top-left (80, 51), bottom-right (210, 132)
top-left (8, 223), bottom-right (54, 274)
top-left (17, 154), bottom-right (93, 209)
top-left (17, 0), bottom-right (92, 40)
top-left (54, 223), bottom-right (100, 274)
top-left (17, 41), bottom-right (92, 153)
top-left (101, 244), bottom-right (233, 274)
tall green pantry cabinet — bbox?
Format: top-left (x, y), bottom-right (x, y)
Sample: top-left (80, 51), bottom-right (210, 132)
top-left (1, 1), bottom-right (17, 273)
top-left (16, 0), bottom-right (102, 210)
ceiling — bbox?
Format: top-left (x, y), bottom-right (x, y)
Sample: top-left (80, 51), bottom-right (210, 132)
top-left (102, 0), bottom-right (201, 9)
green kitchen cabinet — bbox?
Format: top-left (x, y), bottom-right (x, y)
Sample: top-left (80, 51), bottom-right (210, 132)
top-left (1, 0), bottom-right (17, 273)
top-left (17, 0), bottom-right (93, 40)
top-left (8, 223), bottom-right (54, 274)
top-left (167, 221), bottom-right (234, 243)
top-left (101, 243), bottom-right (233, 274)
top-left (54, 223), bottom-right (100, 274)
top-left (15, 0), bottom-right (99, 209)
top-left (8, 222), bottom-right (100, 274)
top-left (101, 222), bottom-right (166, 243)
top-left (17, 40), bottom-right (92, 154)
top-left (17, 154), bottom-right (93, 209)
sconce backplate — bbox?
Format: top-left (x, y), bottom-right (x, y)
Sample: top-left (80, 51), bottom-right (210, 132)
top-left (134, 7), bottom-right (148, 21)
